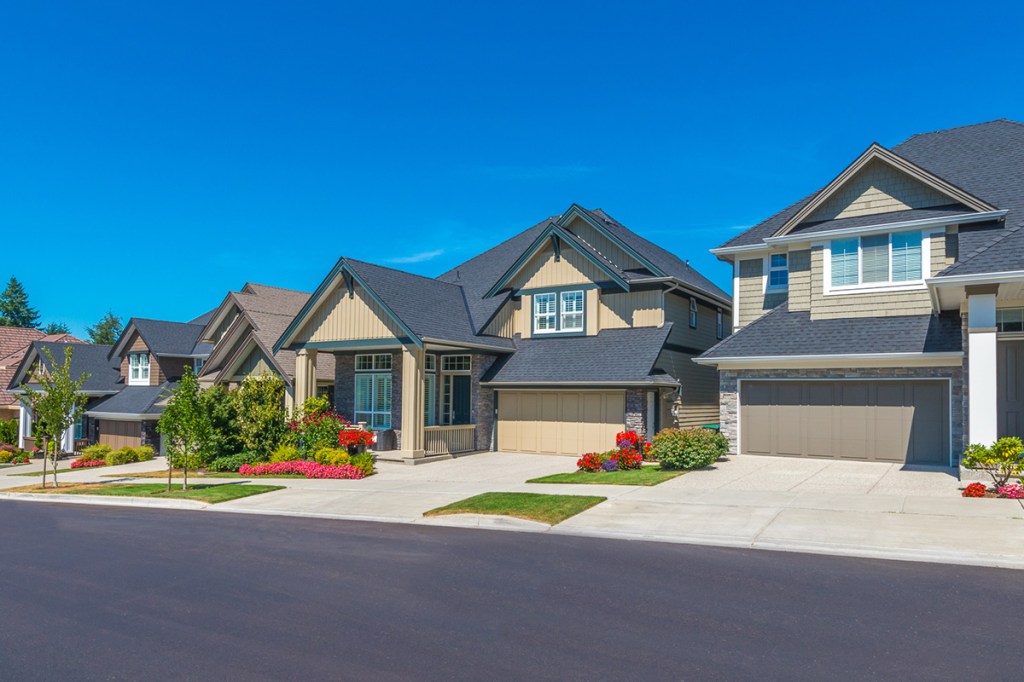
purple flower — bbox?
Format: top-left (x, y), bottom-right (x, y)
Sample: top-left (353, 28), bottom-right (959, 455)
top-left (601, 459), bottom-right (619, 472)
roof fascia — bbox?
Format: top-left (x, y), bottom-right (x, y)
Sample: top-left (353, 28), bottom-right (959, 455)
top-left (765, 210), bottom-right (1008, 246)
top-left (108, 320), bottom-right (141, 361)
top-left (198, 291), bottom-right (243, 344)
top-left (484, 222), bottom-right (630, 298)
top-left (557, 204), bottom-right (666, 277)
top-left (694, 351), bottom-right (964, 368)
top-left (203, 311), bottom-right (256, 371)
top-left (774, 144), bottom-right (998, 238)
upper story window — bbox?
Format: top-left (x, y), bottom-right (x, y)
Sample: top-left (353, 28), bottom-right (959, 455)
top-left (355, 354), bottom-right (392, 371)
top-left (767, 253), bottom-right (789, 290)
top-left (441, 355), bottom-right (471, 372)
top-left (716, 309), bottom-right (724, 339)
top-left (534, 290), bottom-right (585, 335)
top-left (689, 298), bottom-right (698, 329)
top-left (829, 231), bottom-right (923, 290)
top-left (128, 352), bottom-right (150, 385)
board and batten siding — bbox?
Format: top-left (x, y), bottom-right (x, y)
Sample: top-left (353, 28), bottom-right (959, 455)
top-left (562, 215), bottom-right (644, 271)
top-left (664, 292), bottom-right (723, 349)
top-left (482, 298), bottom-right (523, 337)
top-left (232, 345), bottom-right (276, 380)
top-left (599, 290), bottom-right (664, 330)
top-left (509, 243), bottom-right (608, 291)
top-left (296, 283), bottom-right (405, 343)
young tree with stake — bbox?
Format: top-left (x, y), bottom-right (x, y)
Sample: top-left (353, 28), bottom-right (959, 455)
top-left (158, 366), bottom-right (210, 492)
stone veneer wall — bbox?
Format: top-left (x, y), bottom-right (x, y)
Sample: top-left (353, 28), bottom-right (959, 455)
top-left (471, 354), bottom-right (497, 451)
top-left (141, 420), bottom-right (160, 450)
top-left (718, 367), bottom-right (964, 459)
top-left (625, 389), bottom-right (648, 439)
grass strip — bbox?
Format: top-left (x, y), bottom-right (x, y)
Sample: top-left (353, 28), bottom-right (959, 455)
top-left (526, 467), bottom-right (684, 487)
top-left (424, 492), bottom-right (605, 526)
top-left (4, 482), bottom-right (284, 504)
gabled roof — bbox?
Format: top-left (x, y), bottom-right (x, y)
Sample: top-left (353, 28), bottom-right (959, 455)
top-left (0, 326), bottom-right (45, 360)
top-left (0, 329), bottom-right (83, 407)
top-left (110, 318), bottom-right (212, 360)
top-left (481, 326), bottom-right (676, 386)
top-left (86, 383), bottom-right (174, 418)
top-left (698, 303), bottom-right (962, 360)
top-left (719, 120), bottom-right (1024, 252)
top-left (9, 341), bottom-right (122, 395)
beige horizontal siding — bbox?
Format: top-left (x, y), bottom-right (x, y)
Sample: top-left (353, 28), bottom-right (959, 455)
top-left (788, 249), bottom-right (811, 312)
top-left (737, 257), bottom-right (786, 327)
top-left (655, 349), bottom-right (719, 429)
top-left (806, 158), bottom-right (954, 222)
top-left (931, 226), bottom-right (957, 275)
top-left (808, 246), bottom-right (932, 320)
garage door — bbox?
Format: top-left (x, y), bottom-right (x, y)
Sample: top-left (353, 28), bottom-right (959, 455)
top-left (740, 380), bottom-right (948, 465)
top-left (497, 391), bottom-right (625, 456)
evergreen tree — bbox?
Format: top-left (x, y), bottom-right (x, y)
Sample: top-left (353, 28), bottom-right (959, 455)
top-left (41, 321), bottom-right (71, 335)
top-left (86, 312), bottom-right (123, 345)
top-left (0, 277), bottom-right (40, 328)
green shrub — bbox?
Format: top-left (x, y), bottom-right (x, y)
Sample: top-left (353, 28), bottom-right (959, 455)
top-left (270, 444), bottom-right (301, 463)
top-left (199, 384), bottom-right (243, 460)
top-left (313, 447), bottom-right (350, 467)
top-left (106, 446), bottom-right (156, 466)
top-left (0, 450), bottom-right (23, 464)
top-left (962, 437), bottom-right (1024, 487)
top-left (651, 427), bottom-right (727, 470)
top-left (348, 452), bottom-right (375, 476)
top-left (207, 451), bottom-right (264, 472)
top-left (236, 374), bottom-right (287, 456)
top-left (0, 418), bottom-right (18, 445)
top-left (79, 444), bottom-right (112, 463)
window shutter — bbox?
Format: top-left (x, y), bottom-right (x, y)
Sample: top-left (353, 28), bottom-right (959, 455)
top-left (861, 234), bottom-right (889, 283)
top-left (355, 375), bottom-right (372, 412)
top-left (892, 231), bottom-right (922, 281)
top-left (830, 239), bottom-right (859, 287)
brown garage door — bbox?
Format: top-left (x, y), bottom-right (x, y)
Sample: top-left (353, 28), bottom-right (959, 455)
top-left (497, 391), bottom-right (625, 456)
top-left (740, 380), bottom-right (948, 465)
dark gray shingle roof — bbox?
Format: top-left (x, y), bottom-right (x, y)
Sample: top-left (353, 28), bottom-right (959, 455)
top-left (699, 303), bottom-right (962, 359)
top-left (720, 120), bottom-right (1024, 254)
top-left (132, 319), bottom-right (213, 357)
top-left (86, 383), bottom-right (174, 417)
top-left (482, 326), bottom-right (674, 385)
top-left (14, 341), bottom-right (121, 394)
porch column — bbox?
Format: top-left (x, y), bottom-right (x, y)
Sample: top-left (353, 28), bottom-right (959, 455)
top-left (62, 413), bottom-right (75, 453)
top-left (400, 344), bottom-right (425, 458)
top-left (967, 287), bottom-right (998, 445)
top-left (294, 348), bottom-right (318, 409)
top-left (18, 400), bottom-right (32, 449)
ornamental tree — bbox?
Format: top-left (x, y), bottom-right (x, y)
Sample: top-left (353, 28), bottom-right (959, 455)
top-left (962, 437), bottom-right (1024, 487)
top-left (20, 346), bottom-right (91, 488)
top-left (157, 366), bottom-right (211, 491)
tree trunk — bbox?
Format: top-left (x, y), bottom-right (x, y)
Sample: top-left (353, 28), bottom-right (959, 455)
top-left (182, 443), bottom-right (189, 492)
top-left (52, 434), bottom-right (59, 489)
top-left (40, 436), bottom-right (47, 489)
top-left (167, 448), bottom-right (172, 492)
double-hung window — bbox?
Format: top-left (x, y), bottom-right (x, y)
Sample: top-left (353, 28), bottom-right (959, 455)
top-left (767, 253), bottom-right (788, 290)
top-left (354, 354), bottom-right (392, 429)
top-left (830, 231), bottom-right (923, 289)
top-left (128, 353), bottom-right (150, 385)
top-left (534, 290), bottom-right (584, 334)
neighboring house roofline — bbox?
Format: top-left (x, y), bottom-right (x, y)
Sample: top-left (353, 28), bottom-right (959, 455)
top-left (693, 351), bottom-right (964, 368)
top-left (216, 334), bottom-right (292, 387)
top-left (480, 379), bottom-right (680, 388)
top-left (772, 143), bottom-right (997, 238)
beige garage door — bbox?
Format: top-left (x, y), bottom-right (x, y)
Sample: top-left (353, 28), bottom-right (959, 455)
top-left (497, 391), bottom-right (625, 456)
top-left (740, 380), bottom-right (948, 465)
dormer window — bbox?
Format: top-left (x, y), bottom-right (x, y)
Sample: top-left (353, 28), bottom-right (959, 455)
top-left (129, 353), bottom-right (150, 385)
top-left (534, 290), bottom-right (585, 335)
top-left (767, 253), bottom-right (789, 291)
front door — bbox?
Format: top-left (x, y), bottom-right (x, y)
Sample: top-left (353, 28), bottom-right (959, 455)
top-left (451, 375), bottom-right (471, 425)
top-left (997, 340), bottom-right (1024, 439)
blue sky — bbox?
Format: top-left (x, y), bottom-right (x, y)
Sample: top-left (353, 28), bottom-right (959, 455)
top-left (3, 1), bottom-right (1023, 336)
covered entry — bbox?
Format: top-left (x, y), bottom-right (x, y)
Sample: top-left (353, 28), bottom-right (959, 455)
top-left (739, 380), bottom-right (949, 465)
top-left (497, 390), bottom-right (625, 456)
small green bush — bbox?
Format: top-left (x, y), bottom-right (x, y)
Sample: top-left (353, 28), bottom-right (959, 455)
top-left (348, 452), bottom-right (375, 476)
top-left (106, 446), bottom-right (156, 466)
top-left (270, 444), bottom-right (301, 463)
top-left (651, 427), bottom-right (727, 470)
top-left (0, 418), bottom-right (18, 445)
top-left (0, 449), bottom-right (25, 464)
top-left (207, 451), bottom-right (264, 472)
top-left (80, 444), bottom-right (112, 463)
top-left (962, 437), bottom-right (1024, 487)
top-left (313, 447), bottom-right (350, 467)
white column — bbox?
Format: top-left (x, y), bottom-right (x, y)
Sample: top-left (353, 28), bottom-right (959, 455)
top-left (967, 291), bottom-right (998, 445)
top-left (18, 401), bottom-right (32, 449)
top-left (62, 418), bottom-right (75, 453)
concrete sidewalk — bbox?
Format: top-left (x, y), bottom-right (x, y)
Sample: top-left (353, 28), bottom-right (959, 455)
top-left (2, 452), bottom-right (1022, 569)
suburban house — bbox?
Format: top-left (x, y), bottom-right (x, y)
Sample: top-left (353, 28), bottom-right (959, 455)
top-left (196, 282), bottom-right (335, 409)
top-left (274, 203), bottom-right (731, 461)
top-left (697, 119), bottom-right (1024, 469)
top-left (10, 316), bottom-right (213, 451)
top-left (0, 327), bottom-right (80, 422)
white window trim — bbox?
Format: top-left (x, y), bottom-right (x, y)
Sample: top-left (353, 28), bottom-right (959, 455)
top-left (764, 253), bottom-right (789, 292)
top-left (559, 290), bottom-right (584, 332)
top-left (440, 355), bottom-right (472, 373)
top-left (533, 292), bottom-right (558, 335)
top-left (128, 352), bottom-right (150, 386)
top-left (354, 373), bottom-right (391, 429)
top-left (355, 353), bottom-right (393, 371)
top-left (822, 231), bottom-right (933, 296)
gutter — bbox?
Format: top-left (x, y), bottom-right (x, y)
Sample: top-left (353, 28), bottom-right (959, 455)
top-left (481, 379), bottom-right (680, 388)
top-left (926, 269), bottom-right (1024, 286)
top-left (85, 411), bottom-right (163, 420)
top-left (693, 351), bottom-right (964, 367)
top-left (627, 276), bottom-right (732, 308)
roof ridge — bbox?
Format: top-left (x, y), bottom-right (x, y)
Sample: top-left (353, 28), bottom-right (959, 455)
top-left (896, 119), bottom-right (1021, 147)
top-left (244, 282), bottom-right (309, 294)
top-left (940, 220), bottom-right (1024, 275)
top-left (437, 217), bottom-right (557, 281)
top-left (347, 257), bottom-right (466, 289)
top-left (133, 316), bottom-right (205, 328)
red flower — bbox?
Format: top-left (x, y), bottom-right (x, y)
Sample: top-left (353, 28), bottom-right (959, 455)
top-left (962, 482), bottom-right (988, 498)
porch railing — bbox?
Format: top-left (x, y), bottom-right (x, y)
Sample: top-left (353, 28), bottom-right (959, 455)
top-left (424, 424), bottom-right (476, 455)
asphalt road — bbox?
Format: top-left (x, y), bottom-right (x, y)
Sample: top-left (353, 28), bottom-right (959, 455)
top-left (0, 501), bottom-right (1020, 681)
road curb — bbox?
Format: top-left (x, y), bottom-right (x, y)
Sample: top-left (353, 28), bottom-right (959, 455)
top-left (0, 492), bottom-right (208, 511)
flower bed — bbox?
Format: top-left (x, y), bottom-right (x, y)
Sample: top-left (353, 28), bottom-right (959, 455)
top-left (961, 482), bottom-right (1024, 499)
top-left (238, 460), bottom-right (366, 480)
top-left (70, 459), bottom-right (106, 469)
top-left (576, 432), bottom-right (650, 473)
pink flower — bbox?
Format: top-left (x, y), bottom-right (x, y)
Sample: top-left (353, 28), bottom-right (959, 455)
top-left (238, 460), bottom-right (365, 480)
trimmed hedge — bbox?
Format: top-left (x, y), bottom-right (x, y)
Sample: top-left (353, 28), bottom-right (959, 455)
top-left (105, 446), bottom-right (155, 466)
top-left (651, 428), bottom-right (727, 470)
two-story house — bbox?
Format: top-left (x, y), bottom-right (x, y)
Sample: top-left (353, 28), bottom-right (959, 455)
top-left (197, 282), bottom-right (335, 407)
top-left (0, 327), bottom-right (81, 422)
top-left (697, 119), bottom-right (1024, 469)
top-left (275, 204), bottom-right (731, 462)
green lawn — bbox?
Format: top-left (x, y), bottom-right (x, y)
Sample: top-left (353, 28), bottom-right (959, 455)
top-left (527, 467), bottom-right (684, 487)
top-left (424, 492), bottom-right (605, 525)
top-left (102, 469), bottom-right (307, 479)
top-left (8, 482), bottom-right (284, 504)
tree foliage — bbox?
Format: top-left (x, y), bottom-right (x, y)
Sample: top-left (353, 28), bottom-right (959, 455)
top-left (0, 277), bottom-right (40, 328)
top-left (20, 346), bottom-right (91, 488)
top-left (199, 384), bottom-right (242, 459)
top-left (86, 312), bottom-right (123, 345)
top-left (41, 321), bottom-right (71, 335)
top-left (236, 374), bottom-right (287, 456)
top-left (157, 366), bottom-right (210, 491)
top-left (962, 437), bottom-right (1024, 487)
